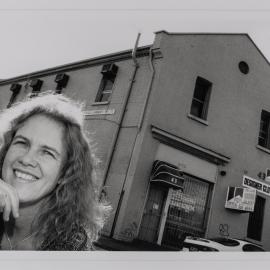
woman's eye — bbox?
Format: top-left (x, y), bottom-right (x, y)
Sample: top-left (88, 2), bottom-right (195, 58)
top-left (13, 140), bottom-right (26, 146)
top-left (43, 150), bottom-right (55, 159)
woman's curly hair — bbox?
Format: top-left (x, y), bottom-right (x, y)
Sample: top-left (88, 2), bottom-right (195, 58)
top-left (0, 92), bottom-right (110, 249)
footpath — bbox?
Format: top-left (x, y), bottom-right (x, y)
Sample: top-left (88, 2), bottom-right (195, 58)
top-left (95, 236), bottom-right (180, 251)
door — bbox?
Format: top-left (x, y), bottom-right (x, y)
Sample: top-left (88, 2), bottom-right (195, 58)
top-left (161, 174), bottom-right (212, 248)
top-left (138, 185), bottom-right (167, 243)
top-left (247, 195), bottom-right (265, 241)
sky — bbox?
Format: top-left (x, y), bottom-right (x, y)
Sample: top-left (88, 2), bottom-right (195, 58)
top-left (1, 0), bottom-right (270, 79)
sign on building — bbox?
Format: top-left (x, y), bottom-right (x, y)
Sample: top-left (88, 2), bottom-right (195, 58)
top-left (242, 175), bottom-right (270, 196)
top-left (225, 186), bottom-right (256, 212)
top-left (170, 193), bottom-right (196, 213)
top-left (84, 109), bottom-right (115, 116)
top-left (150, 160), bottom-right (184, 190)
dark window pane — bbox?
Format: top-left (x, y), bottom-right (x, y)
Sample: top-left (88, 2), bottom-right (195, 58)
top-left (193, 84), bottom-right (208, 101)
top-left (191, 100), bottom-right (204, 118)
top-left (103, 78), bottom-right (114, 91)
top-left (100, 92), bottom-right (111, 102)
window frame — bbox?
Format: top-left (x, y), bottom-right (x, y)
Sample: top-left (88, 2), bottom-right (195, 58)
top-left (258, 110), bottom-right (270, 149)
top-left (95, 64), bottom-right (118, 103)
top-left (190, 76), bottom-right (212, 120)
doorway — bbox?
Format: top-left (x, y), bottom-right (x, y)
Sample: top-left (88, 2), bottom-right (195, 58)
top-left (138, 185), bottom-right (167, 243)
top-left (138, 174), bottom-right (212, 248)
top-left (161, 174), bottom-right (213, 248)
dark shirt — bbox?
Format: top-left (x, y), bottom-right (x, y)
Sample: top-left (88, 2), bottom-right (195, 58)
top-left (0, 216), bottom-right (90, 251)
top-left (39, 226), bottom-right (90, 251)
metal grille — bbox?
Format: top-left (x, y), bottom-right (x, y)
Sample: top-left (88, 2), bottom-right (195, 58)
top-left (162, 174), bottom-right (212, 248)
top-left (138, 186), bottom-right (167, 243)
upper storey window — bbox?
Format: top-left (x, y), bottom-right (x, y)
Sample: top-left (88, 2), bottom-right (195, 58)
top-left (190, 77), bottom-right (212, 120)
top-left (95, 63), bottom-right (118, 103)
top-left (258, 110), bottom-right (270, 149)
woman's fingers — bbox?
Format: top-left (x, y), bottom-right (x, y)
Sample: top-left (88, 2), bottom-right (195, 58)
top-left (0, 192), bottom-right (6, 210)
top-left (0, 180), bottom-right (19, 220)
top-left (3, 194), bottom-right (11, 221)
top-left (10, 188), bottom-right (19, 218)
top-left (6, 184), bottom-right (19, 219)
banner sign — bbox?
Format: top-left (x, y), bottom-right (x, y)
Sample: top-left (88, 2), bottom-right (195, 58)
top-left (225, 186), bottom-right (256, 212)
top-left (243, 175), bottom-right (270, 196)
top-left (84, 109), bottom-right (115, 116)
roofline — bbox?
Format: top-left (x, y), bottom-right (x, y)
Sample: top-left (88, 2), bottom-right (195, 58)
top-left (0, 45), bottom-right (151, 86)
top-left (2, 31), bottom-right (270, 85)
top-left (155, 30), bottom-right (270, 67)
top-left (155, 30), bottom-right (251, 36)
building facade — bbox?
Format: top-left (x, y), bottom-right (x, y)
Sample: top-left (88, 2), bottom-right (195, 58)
top-left (1, 31), bottom-right (270, 250)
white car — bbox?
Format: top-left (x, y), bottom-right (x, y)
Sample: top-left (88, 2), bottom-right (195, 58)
top-left (182, 236), bottom-right (265, 251)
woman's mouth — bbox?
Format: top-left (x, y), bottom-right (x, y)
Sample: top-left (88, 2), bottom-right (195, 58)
top-left (14, 170), bottom-right (38, 182)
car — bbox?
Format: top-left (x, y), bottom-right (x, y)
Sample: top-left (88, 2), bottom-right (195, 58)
top-left (182, 236), bottom-right (265, 251)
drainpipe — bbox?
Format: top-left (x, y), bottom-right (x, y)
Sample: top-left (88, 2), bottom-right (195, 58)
top-left (132, 33), bottom-right (141, 66)
top-left (110, 45), bottom-right (156, 238)
top-left (102, 33), bottom-right (140, 186)
top-left (107, 33), bottom-right (140, 238)
top-left (137, 46), bottom-right (155, 130)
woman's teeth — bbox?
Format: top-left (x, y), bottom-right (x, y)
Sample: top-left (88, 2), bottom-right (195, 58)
top-left (15, 170), bottom-right (37, 181)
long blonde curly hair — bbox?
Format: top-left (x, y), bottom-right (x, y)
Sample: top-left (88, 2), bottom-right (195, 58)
top-left (0, 92), bottom-right (110, 249)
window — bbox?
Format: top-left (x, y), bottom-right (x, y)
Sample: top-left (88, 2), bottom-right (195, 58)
top-left (258, 110), bottom-right (270, 149)
top-left (247, 196), bottom-right (265, 241)
top-left (95, 63), bottom-right (118, 103)
top-left (190, 77), bottom-right (212, 120)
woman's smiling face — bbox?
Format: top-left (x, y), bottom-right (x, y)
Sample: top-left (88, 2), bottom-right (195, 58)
top-left (1, 114), bottom-right (66, 204)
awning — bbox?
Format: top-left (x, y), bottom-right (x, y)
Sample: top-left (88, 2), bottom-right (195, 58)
top-left (150, 160), bottom-right (184, 190)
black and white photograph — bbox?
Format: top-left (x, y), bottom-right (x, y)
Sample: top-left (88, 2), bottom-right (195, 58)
top-left (1, 0), bottom-right (270, 269)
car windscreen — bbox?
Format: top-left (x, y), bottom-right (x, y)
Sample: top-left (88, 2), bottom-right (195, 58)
top-left (210, 238), bottom-right (239, 246)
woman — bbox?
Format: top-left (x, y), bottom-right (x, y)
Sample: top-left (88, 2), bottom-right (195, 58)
top-left (0, 92), bottom-right (109, 250)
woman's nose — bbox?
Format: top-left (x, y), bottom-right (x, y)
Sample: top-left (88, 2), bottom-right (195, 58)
top-left (18, 150), bottom-right (38, 167)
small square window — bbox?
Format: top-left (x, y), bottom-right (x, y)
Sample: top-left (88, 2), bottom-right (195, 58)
top-left (190, 77), bottom-right (212, 120)
top-left (258, 110), bottom-right (270, 149)
top-left (95, 64), bottom-right (118, 103)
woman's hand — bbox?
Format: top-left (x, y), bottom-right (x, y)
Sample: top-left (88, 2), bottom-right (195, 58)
top-left (0, 179), bottom-right (19, 221)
